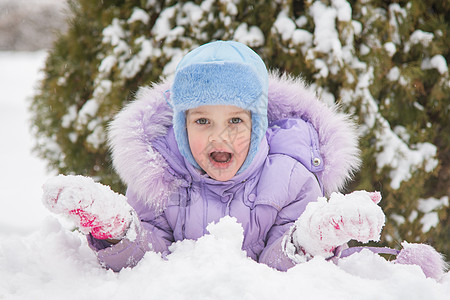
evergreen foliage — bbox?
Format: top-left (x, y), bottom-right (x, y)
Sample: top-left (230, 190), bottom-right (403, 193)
top-left (31, 0), bottom-right (449, 258)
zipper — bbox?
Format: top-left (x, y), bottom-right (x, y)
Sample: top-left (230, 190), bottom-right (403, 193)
top-left (201, 180), bottom-right (208, 235)
top-left (225, 194), bottom-right (232, 215)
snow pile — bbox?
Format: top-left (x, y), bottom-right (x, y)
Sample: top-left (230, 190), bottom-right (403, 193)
top-left (0, 216), bottom-right (449, 300)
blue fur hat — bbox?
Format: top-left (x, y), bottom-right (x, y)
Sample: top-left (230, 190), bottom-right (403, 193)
top-left (171, 40), bottom-right (268, 173)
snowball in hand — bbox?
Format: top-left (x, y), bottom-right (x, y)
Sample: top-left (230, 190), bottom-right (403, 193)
top-left (293, 191), bottom-right (386, 258)
top-left (42, 174), bottom-right (133, 240)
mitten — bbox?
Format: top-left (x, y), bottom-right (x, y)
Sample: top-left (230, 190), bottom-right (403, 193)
top-left (337, 242), bottom-right (448, 280)
top-left (42, 174), bottom-right (136, 240)
top-left (291, 191), bottom-right (385, 259)
top-left (395, 242), bottom-right (448, 280)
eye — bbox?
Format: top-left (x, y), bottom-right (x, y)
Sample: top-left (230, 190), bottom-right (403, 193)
top-left (195, 118), bottom-right (209, 125)
top-left (230, 117), bottom-right (242, 124)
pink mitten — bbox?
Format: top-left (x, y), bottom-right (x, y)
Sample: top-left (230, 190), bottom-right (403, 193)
top-left (42, 175), bottom-right (135, 240)
top-left (291, 191), bottom-right (385, 258)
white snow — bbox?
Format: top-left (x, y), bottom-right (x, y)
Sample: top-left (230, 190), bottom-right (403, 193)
top-left (393, 125), bottom-right (410, 143)
top-left (409, 30), bottom-right (434, 46)
top-left (102, 19), bottom-right (126, 47)
top-left (421, 55), bottom-right (448, 75)
top-left (376, 122), bottom-right (438, 189)
top-left (98, 55), bottom-right (117, 75)
top-left (295, 15), bottom-right (308, 27)
top-left (61, 105), bottom-right (78, 129)
top-left (179, 2), bottom-right (204, 25)
top-left (360, 43), bottom-right (370, 55)
top-left (86, 118), bottom-right (107, 150)
top-left (128, 7), bottom-right (150, 24)
top-left (273, 10), bottom-right (297, 42)
top-left (418, 196), bottom-right (450, 213)
top-left (386, 67), bottom-right (400, 81)
top-left (234, 23), bottom-right (265, 47)
top-left (77, 98), bottom-right (100, 126)
top-left (388, 4), bottom-right (407, 44)
top-left (384, 42), bottom-right (396, 57)
top-left (332, 0), bottom-right (352, 22)
top-left (1, 215), bottom-right (449, 300)
top-left (417, 196), bottom-right (449, 233)
top-left (351, 20), bottom-right (362, 36)
top-left (0, 51), bottom-right (51, 235)
top-left (309, 1), bottom-right (340, 54)
top-left (0, 50), bottom-right (449, 300)
top-left (272, 9), bottom-right (313, 53)
top-left (343, 65), bottom-right (439, 190)
top-left (419, 213), bottom-right (439, 234)
top-left (152, 6), bottom-right (176, 41)
top-left (390, 213), bottom-right (406, 225)
top-left (121, 37), bottom-right (154, 79)
top-left (292, 29), bottom-right (313, 45)
top-left (224, 1), bottom-right (238, 16)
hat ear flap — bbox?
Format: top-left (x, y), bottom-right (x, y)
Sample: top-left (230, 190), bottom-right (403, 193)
top-left (172, 108), bottom-right (201, 170)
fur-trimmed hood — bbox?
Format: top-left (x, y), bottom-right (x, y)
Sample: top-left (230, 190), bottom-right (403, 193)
top-left (108, 72), bottom-right (361, 210)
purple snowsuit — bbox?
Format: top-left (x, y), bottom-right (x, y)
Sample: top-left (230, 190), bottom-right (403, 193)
top-left (88, 74), bottom-right (360, 272)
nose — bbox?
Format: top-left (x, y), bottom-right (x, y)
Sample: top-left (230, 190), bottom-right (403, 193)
top-left (208, 124), bottom-right (232, 143)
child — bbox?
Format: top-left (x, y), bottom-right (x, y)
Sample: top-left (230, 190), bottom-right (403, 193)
top-left (42, 41), bottom-right (442, 276)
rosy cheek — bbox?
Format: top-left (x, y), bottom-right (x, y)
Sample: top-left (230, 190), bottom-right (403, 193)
top-left (234, 134), bottom-right (251, 155)
top-left (189, 140), bottom-right (200, 156)
top-left (188, 135), bottom-right (208, 161)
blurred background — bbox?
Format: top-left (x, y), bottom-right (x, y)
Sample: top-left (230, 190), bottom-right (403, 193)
top-left (0, 0), bottom-right (67, 235)
top-left (0, 0), bottom-right (67, 51)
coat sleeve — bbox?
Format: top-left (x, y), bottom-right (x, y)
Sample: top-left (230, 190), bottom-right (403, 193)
top-left (258, 162), bottom-right (323, 271)
top-left (87, 188), bottom-right (174, 272)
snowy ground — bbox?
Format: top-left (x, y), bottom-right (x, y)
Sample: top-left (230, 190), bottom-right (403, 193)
top-left (0, 52), bottom-right (449, 300)
top-left (0, 51), bottom-right (51, 236)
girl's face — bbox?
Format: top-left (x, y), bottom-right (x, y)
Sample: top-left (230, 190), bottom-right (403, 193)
top-left (186, 105), bottom-right (252, 181)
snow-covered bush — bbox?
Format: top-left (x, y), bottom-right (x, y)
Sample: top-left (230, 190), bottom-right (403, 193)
top-left (31, 0), bottom-right (449, 258)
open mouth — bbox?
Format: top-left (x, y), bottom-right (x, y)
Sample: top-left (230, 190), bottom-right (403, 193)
top-left (209, 151), bottom-right (232, 164)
